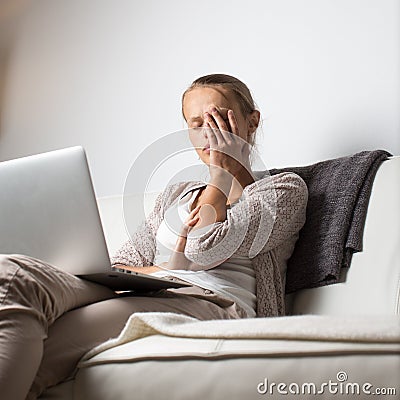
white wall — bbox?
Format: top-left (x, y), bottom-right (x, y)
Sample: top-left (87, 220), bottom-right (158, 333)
top-left (0, 0), bottom-right (399, 197)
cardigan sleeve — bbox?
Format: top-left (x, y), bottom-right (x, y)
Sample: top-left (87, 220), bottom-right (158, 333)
top-left (183, 172), bottom-right (308, 270)
top-left (251, 251), bottom-right (286, 317)
top-left (110, 191), bottom-right (164, 268)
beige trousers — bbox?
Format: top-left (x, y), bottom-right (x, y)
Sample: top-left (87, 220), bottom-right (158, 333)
top-left (0, 254), bottom-right (242, 400)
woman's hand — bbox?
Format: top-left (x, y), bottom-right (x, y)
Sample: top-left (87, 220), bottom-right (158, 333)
top-left (204, 106), bottom-right (251, 179)
top-left (160, 204), bottom-right (201, 271)
top-left (174, 204), bottom-right (201, 253)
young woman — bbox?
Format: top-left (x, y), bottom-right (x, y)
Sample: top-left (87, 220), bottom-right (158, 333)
top-left (0, 74), bottom-right (308, 399)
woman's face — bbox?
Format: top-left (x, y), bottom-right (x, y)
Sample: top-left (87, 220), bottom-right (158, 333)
top-left (182, 86), bottom-right (253, 165)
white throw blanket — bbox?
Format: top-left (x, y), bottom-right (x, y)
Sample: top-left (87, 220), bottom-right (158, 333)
top-left (79, 312), bottom-right (400, 365)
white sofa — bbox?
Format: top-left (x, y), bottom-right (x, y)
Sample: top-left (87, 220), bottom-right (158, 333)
top-left (40, 156), bottom-right (400, 399)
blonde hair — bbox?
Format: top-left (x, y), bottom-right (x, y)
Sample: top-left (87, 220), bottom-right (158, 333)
top-left (181, 74), bottom-right (262, 164)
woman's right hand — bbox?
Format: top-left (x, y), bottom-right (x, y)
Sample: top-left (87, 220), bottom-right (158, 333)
top-left (161, 204), bottom-right (201, 271)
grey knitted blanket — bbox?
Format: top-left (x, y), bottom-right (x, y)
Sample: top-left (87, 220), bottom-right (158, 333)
top-left (268, 149), bottom-right (393, 293)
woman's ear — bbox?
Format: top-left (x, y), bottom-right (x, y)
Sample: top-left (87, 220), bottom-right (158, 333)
top-left (247, 110), bottom-right (260, 134)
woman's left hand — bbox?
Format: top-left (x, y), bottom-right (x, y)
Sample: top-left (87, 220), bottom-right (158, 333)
top-left (204, 106), bottom-right (251, 178)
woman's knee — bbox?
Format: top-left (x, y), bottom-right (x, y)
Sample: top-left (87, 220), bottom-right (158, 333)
top-left (0, 253), bottom-right (38, 274)
top-left (0, 253), bottom-right (19, 268)
top-left (0, 253), bottom-right (71, 323)
top-left (0, 254), bottom-right (24, 295)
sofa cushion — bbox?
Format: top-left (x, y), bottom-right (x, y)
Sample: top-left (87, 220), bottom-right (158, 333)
top-left (75, 335), bottom-right (399, 400)
top-left (72, 312), bottom-right (399, 399)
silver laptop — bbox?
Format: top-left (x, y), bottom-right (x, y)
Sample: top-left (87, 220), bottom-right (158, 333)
top-left (0, 146), bottom-right (189, 292)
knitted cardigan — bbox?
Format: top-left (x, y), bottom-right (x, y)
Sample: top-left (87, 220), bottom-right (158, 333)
top-left (110, 172), bottom-right (308, 318)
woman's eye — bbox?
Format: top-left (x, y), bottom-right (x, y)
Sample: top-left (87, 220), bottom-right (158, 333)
top-left (188, 119), bottom-right (203, 128)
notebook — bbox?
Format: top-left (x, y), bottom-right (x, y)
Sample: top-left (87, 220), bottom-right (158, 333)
top-left (0, 146), bottom-right (189, 292)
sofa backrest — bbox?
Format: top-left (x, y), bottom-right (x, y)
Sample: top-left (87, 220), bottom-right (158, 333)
top-left (97, 192), bottom-right (158, 259)
top-left (97, 156), bottom-right (399, 317)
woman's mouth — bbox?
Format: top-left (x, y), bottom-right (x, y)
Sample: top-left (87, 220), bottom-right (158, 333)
top-left (203, 144), bottom-right (210, 153)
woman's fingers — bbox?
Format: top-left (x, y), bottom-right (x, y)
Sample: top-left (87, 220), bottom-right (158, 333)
top-left (179, 205), bottom-right (201, 237)
top-left (209, 107), bottom-right (230, 133)
top-left (206, 108), bottom-right (240, 148)
top-left (204, 112), bottom-right (218, 130)
top-left (204, 113), bottom-right (224, 145)
top-left (227, 109), bottom-right (239, 136)
top-left (186, 205), bottom-right (201, 225)
top-left (206, 125), bottom-right (218, 150)
top-left (188, 204), bottom-right (201, 216)
top-left (206, 106), bottom-right (231, 141)
top-left (186, 215), bottom-right (200, 227)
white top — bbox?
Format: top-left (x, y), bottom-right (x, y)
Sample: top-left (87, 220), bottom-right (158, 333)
top-left (112, 172), bottom-right (309, 317)
top-left (152, 183), bottom-right (257, 318)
